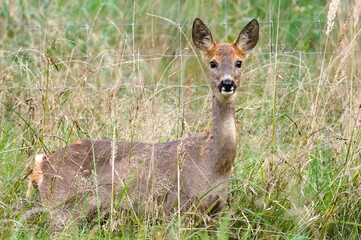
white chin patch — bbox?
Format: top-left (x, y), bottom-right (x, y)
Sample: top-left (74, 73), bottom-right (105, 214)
top-left (221, 87), bottom-right (234, 95)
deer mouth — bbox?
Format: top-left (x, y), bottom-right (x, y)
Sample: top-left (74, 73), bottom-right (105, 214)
top-left (218, 80), bottom-right (237, 95)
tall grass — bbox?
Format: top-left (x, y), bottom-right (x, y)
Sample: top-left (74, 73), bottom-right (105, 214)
top-left (1, 0), bottom-right (360, 239)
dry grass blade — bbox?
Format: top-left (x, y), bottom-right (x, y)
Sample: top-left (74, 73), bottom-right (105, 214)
top-left (326, 0), bottom-right (340, 36)
top-left (354, 0), bottom-right (361, 27)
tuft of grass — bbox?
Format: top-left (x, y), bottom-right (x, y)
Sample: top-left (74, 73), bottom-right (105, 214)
top-left (1, 0), bottom-right (361, 239)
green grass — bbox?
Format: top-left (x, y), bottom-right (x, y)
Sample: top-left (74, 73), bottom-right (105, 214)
top-left (1, 0), bottom-right (361, 239)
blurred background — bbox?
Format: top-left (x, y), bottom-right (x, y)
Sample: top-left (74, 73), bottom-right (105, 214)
top-left (1, 0), bottom-right (360, 239)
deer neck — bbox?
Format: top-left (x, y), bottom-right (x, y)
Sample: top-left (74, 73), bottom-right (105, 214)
top-left (208, 95), bottom-right (237, 174)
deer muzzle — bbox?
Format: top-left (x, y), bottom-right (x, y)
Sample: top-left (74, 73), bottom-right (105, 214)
top-left (218, 80), bottom-right (237, 95)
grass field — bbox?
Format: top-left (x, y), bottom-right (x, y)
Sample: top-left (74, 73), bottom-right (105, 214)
top-left (1, 0), bottom-right (361, 239)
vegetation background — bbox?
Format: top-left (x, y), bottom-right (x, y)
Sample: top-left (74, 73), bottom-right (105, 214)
top-left (1, 0), bottom-right (360, 239)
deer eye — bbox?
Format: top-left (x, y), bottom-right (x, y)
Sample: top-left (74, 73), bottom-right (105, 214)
top-left (235, 60), bottom-right (242, 68)
top-left (210, 61), bottom-right (218, 69)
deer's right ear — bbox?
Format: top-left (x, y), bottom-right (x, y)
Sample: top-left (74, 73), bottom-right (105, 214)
top-left (192, 18), bottom-right (215, 52)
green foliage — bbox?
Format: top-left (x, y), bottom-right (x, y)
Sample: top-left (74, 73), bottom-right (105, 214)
top-left (1, 0), bottom-right (360, 239)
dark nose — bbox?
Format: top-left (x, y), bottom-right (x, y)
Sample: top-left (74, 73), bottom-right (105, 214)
top-left (218, 80), bottom-right (236, 93)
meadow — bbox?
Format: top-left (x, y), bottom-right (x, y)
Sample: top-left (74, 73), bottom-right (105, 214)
top-left (1, 0), bottom-right (361, 239)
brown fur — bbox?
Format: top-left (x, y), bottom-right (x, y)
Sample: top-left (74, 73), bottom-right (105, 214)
top-left (30, 162), bottom-right (42, 184)
top-left (74, 140), bottom-right (83, 145)
top-left (29, 18), bottom-right (259, 226)
top-left (205, 43), bottom-right (245, 62)
top-left (30, 155), bottom-right (46, 185)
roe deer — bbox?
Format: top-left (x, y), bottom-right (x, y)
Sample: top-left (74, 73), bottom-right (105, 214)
top-left (29, 18), bottom-right (259, 226)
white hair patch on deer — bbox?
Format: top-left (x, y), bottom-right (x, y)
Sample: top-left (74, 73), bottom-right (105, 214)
top-left (31, 154), bottom-right (45, 186)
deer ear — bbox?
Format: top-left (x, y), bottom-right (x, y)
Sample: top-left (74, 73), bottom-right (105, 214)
top-left (192, 18), bottom-right (215, 52)
top-left (234, 19), bottom-right (259, 52)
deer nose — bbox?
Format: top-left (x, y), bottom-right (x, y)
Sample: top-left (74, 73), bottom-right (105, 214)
top-left (218, 80), bottom-right (236, 95)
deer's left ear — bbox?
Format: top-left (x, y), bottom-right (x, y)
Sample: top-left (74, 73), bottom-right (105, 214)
top-left (192, 18), bottom-right (215, 52)
top-left (234, 19), bottom-right (259, 52)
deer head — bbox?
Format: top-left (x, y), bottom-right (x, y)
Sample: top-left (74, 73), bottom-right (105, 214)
top-left (192, 18), bottom-right (259, 103)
